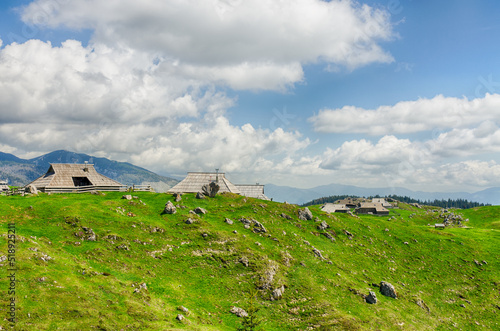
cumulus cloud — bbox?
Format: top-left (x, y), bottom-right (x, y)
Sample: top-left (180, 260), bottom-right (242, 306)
top-left (20, 0), bottom-right (395, 91)
top-left (309, 94), bottom-right (500, 134)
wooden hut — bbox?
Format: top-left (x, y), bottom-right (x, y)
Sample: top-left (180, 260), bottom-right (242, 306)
top-left (355, 202), bottom-right (389, 216)
top-left (25, 163), bottom-right (126, 193)
top-left (0, 180), bottom-right (9, 192)
top-left (234, 184), bottom-right (270, 200)
top-left (168, 172), bottom-right (241, 194)
top-left (321, 203), bottom-right (350, 213)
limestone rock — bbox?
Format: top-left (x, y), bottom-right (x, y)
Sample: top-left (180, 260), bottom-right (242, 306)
top-left (82, 227), bottom-right (97, 241)
top-left (280, 213), bottom-right (292, 220)
top-left (193, 207), bottom-right (207, 215)
top-left (176, 314), bottom-right (184, 321)
top-left (185, 218), bottom-right (194, 224)
top-left (230, 306), bottom-right (248, 317)
top-left (122, 195), bottom-right (132, 200)
top-left (164, 201), bottom-right (177, 214)
top-left (365, 291), bottom-right (377, 304)
top-left (178, 306), bottom-right (189, 313)
top-left (173, 193), bottom-right (182, 202)
top-left (298, 207), bottom-right (313, 221)
top-left (196, 192), bottom-right (205, 199)
top-left (202, 181), bottom-right (220, 198)
top-left (380, 281), bottom-right (397, 299)
top-left (27, 184), bottom-right (38, 195)
top-left (317, 221), bottom-right (329, 231)
top-left (271, 285), bottom-right (285, 300)
top-left (225, 218), bottom-right (233, 225)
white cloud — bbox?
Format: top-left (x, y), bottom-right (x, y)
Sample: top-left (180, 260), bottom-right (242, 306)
top-left (309, 94), bottom-right (500, 134)
top-left (20, 0), bottom-right (395, 91)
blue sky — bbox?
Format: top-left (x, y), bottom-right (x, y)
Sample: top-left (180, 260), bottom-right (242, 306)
top-left (1, 0), bottom-right (500, 192)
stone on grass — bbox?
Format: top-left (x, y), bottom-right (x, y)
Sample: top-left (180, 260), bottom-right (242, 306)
top-left (225, 218), bottom-right (233, 225)
top-left (380, 281), bottom-right (397, 299)
top-left (298, 207), bottom-right (313, 221)
top-left (122, 195), bottom-right (132, 200)
top-left (271, 285), bottom-right (285, 300)
top-left (176, 314), bottom-right (184, 321)
top-left (173, 193), bottom-right (182, 202)
top-left (230, 306), bottom-right (248, 317)
top-left (365, 291), bottom-right (377, 304)
top-left (185, 218), bottom-right (194, 224)
top-left (202, 181), bottom-right (220, 198)
top-left (317, 221), bottom-right (329, 231)
top-left (196, 192), bottom-right (205, 199)
top-left (193, 207), bottom-right (207, 215)
top-left (164, 201), bottom-right (177, 214)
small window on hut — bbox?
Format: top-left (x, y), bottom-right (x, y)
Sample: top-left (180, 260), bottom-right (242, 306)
top-left (72, 177), bottom-right (92, 187)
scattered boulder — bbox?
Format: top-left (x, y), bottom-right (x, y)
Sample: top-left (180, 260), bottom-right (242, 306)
top-left (380, 281), bottom-right (397, 299)
top-left (202, 181), bottom-right (220, 198)
top-left (321, 232), bottom-right (335, 242)
top-left (27, 184), bottom-right (38, 195)
top-left (365, 291), bottom-right (377, 304)
top-left (225, 218), bottom-right (233, 225)
top-left (116, 244), bottom-right (130, 251)
top-left (173, 193), bottom-right (182, 202)
top-left (196, 192), bottom-right (205, 199)
top-left (164, 201), bottom-right (177, 214)
top-left (317, 221), bottom-right (329, 231)
top-left (271, 285), bottom-right (286, 300)
top-left (252, 220), bottom-right (267, 233)
top-left (0, 255), bottom-right (6, 263)
top-left (193, 207), bottom-right (207, 215)
top-left (122, 195), bottom-right (132, 200)
top-left (298, 207), bottom-right (313, 221)
top-left (239, 256), bottom-right (249, 267)
top-left (280, 213), bottom-right (292, 220)
top-left (185, 218), bottom-right (194, 224)
top-left (176, 314), bottom-right (184, 321)
top-left (230, 306), bottom-right (248, 317)
top-left (312, 247), bottom-right (324, 259)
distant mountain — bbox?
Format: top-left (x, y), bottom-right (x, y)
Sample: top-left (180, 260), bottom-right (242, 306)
top-left (0, 150), bottom-right (179, 192)
top-left (265, 183), bottom-right (500, 206)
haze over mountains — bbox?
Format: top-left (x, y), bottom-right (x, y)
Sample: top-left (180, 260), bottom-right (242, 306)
top-left (1, 150), bottom-right (498, 205)
top-left (0, 150), bottom-right (178, 192)
top-left (266, 183), bottom-right (500, 206)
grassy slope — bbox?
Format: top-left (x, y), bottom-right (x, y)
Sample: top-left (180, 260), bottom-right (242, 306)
top-left (0, 193), bottom-right (498, 330)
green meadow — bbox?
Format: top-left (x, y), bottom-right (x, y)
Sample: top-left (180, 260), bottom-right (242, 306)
top-left (0, 192), bottom-right (498, 330)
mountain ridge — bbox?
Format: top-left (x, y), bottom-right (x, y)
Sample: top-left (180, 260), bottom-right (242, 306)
top-left (265, 182), bottom-right (500, 206)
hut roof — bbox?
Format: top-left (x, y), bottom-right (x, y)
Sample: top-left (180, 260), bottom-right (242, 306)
top-left (168, 172), bottom-right (241, 194)
top-left (26, 163), bottom-right (123, 190)
top-left (321, 203), bottom-right (350, 213)
top-left (0, 180), bottom-right (9, 191)
top-left (235, 184), bottom-right (270, 200)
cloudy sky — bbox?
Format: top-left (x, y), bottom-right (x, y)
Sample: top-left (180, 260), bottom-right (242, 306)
top-left (1, 0), bottom-right (500, 192)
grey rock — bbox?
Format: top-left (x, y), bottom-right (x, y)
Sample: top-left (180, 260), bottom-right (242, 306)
top-left (365, 291), bottom-right (377, 304)
top-left (193, 207), bottom-right (207, 215)
top-left (178, 306), bottom-right (189, 313)
top-left (252, 220), bottom-right (267, 233)
top-left (82, 227), bottom-right (97, 241)
top-left (176, 314), bottom-right (184, 321)
top-left (202, 181), bottom-right (220, 198)
top-left (380, 281), bottom-right (397, 299)
top-left (164, 201), bottom-right (177, 214)
top-left (321, 232), bottom-right (335, 242)
top-left (173, 193), bottom-right (182, 202)
top-left (196, 192), bottom-right (205, 199)
top-left (122, 195), bottom-right (132, 200)
top-left (317, 221), bottom-right (329, 231)
top-left (230, 306), bottom-right (248, 317)
top-left (280, 213), bottom-right (292, 220)
top-left (27, 184), bottom-right (38, 195)
top-left (239, 256), bottom-right (249, 267)
top-left (185, 218), bottom-right (194, 224)
top-left (298, 207), bottom-right (313, 221)
top-left (271, 285), bottom-right (285, 300)
top-left (312, 247), bottom-right (324, 259)
top-left (225, 218), bottom-right (233, 225)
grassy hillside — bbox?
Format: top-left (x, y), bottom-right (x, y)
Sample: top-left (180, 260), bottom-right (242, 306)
top-left (0, 193), bottom-right (498, 330)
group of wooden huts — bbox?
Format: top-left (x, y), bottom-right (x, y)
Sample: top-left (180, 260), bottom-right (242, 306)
top-left (321, 197), bottom-right (395, 216)
top-left (13, 164), bottom-right (269, 200)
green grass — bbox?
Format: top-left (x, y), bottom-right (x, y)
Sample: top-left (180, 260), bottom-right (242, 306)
top-left (0, 192), bottom-right (499, 330)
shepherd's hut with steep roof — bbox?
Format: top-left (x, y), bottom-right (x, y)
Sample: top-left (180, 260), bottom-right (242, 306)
top-left (168, 172), bottom-right (269, 200)
top-left (26, 163), bottom-right (126, 193)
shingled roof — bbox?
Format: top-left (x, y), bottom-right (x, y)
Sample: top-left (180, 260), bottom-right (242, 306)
top-left (234, 184), bottom-right (270, 200)
top-left (167, 172), bottom-right (241, 194)
top-left (26, 164), bottom-right (125, 193)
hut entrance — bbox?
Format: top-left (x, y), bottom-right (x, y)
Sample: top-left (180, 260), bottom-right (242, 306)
top-left (72, 177), bottom-right (92, 187)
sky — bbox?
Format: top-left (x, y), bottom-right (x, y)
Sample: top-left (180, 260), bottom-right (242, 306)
top-left (1, 0), bottom-right (500, 192)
